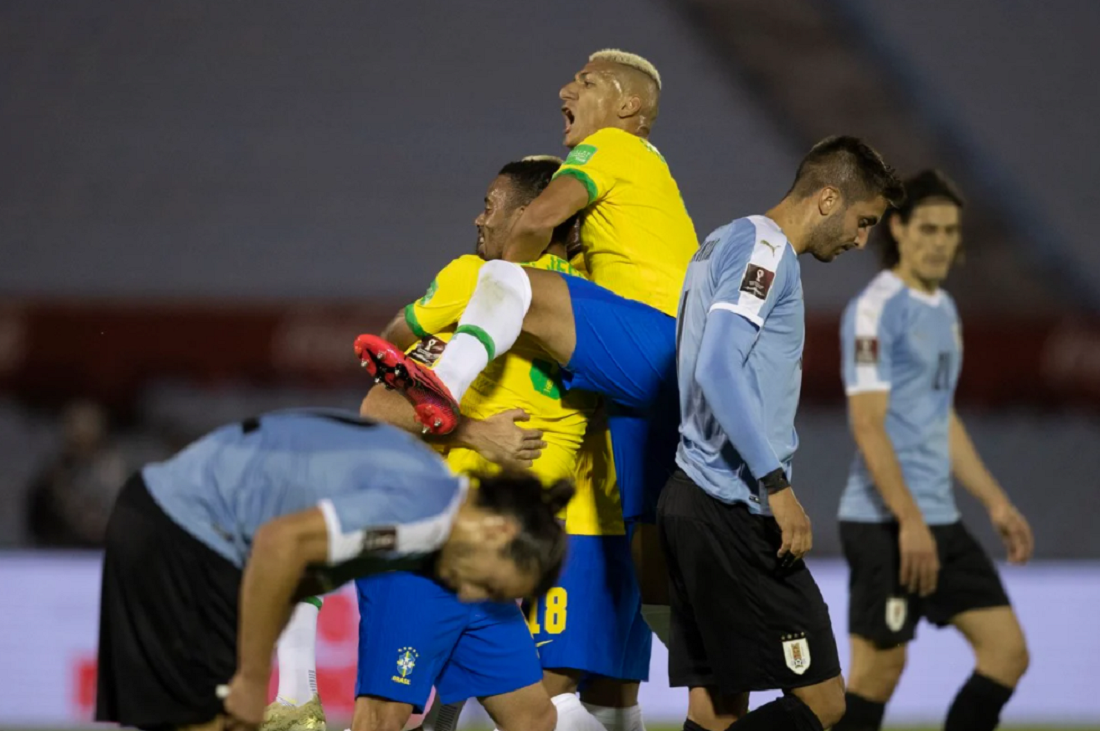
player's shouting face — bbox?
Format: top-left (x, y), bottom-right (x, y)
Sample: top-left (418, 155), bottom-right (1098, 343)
top-left (559, 59), bottom-right (654, 148)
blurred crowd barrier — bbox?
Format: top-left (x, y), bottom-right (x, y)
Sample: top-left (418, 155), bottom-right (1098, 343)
top-left (1, 301), bottom-right (1099, 557)
top-left (1, 302), bottom-right (1098, 408)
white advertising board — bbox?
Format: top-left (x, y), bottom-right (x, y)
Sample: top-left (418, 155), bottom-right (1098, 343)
top-left (1, 554), bottom-right (1097, 726)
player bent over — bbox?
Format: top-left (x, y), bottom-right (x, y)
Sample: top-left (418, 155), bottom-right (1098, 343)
top-left (94, 409), bottom-right (570, 731)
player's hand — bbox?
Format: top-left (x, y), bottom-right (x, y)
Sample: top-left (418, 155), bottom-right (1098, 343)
top-left (769, 487), bottom-right (812, 566)
top-left (898, 518), bottom-right (939, 597)
top-left (219, 673), bottom-right (266, 731)
top-left (990, 500), bottom-right (1034, 565)
top-left (466, 408), bottom-right (548, 469)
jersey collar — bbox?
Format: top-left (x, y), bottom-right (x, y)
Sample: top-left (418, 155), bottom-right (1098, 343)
top-left (884, 270), bottom-right (944, 307)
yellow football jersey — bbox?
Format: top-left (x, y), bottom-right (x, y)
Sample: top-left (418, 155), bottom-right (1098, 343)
top-left (404, 252), bottom-right (596, 484)
top-left (553, 126), bottom-right (698, 317)
top-left (565, 410), bottom-right (625, 537)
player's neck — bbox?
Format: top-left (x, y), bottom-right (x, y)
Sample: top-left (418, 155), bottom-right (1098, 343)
top-left (545, 242), bottom-right (568, 259)
top-left (891, 265), bottom-right (941, 295)
top-left (597, 119), bottom-right (649, 139)
top-left (764, 200), bottom-right (809, 254)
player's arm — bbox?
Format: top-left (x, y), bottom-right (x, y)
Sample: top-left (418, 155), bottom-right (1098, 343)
top-left (226, 507), bottom-right (331, 726)
top-left (360, 388), bottom-right (546, 469)
top-left (847, 392), bottom-right (925, 527)
top-left (843, 300), bottom-right (938, 596)
top-left (502, 175), bottom-right (589, 263)
top-left (949, 409), bottom-right (1033, 563)
top-left (848, 391), bottom-right (938, 594)
top-left (694, 309), bottom-right (811, 563)
top-left (381, 309), bottom-right (418, 350)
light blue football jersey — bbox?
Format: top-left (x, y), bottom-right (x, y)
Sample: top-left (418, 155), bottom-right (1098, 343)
top-left (838, 271), bottom-right (963, 524)
top-left (676, 215), bottom-right (804, 515)
top-left (142, 409), bottom-right (466, 569)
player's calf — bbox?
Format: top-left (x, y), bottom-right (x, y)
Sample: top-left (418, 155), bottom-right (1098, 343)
top-left (481, 681), bottom-right (558, 731)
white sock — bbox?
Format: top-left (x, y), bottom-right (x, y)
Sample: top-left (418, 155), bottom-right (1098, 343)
top-left (275, 597), bottom-right (322, 706)
top-left (641, 604), bottom-right (670, 647)
top-left (582, 703), bottom-right (645, 731)
top-left (433, 260), bottom-right (532, 402)
top-left (417, 699), bottom-right (465, 731)
top-left (551, 693), bottom-right (607, 731)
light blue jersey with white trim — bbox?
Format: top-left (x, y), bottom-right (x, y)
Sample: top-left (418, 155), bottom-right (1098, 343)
top-left (838, 271), bottom-right (962, 524)
top-left (142, 409), bottom-right (465, 569)
top-left (675, 215), bottom-right (805, 514)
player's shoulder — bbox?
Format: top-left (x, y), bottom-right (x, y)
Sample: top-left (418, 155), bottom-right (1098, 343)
top-left (567, 127), bottom-right (642, 165)
top-left (580, 126), bottom-right (635, 149)
top-left (845, 270), bottom-right (908, 325)
top-left (938, 287), bottom-right (960, 317)
top-left (711, 215), bottom-right (791, 271)
top-left (437, 254), bottom-right (484, 277)
top-left (426, 255), bottom-right (485, 293)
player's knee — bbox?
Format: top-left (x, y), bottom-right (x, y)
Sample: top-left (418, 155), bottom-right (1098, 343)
top-left (809, 676), bottom-right (847, 728)
top-left (1010, 640), bottom-right (1031, 681)
top-left (876, 644), bottom-right (907, 684)
top-left (817, 688), bottom-right (847, 729)
top-left (849, 642), bottom-right (906, 701)
top-left (979, 634), bottom-right (1030, 685)
top-left (350, 698), bottom-right (411, 731)
top-left (790, 675), bottom-right (845, 729)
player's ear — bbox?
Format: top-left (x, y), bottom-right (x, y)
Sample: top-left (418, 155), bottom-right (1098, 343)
top-left (888, 212), bottom-right (905, 243)
top-left (618, 94), bottom-right (642, 119)
top-left (817, 186), bottom-right (841, 217)
top-left (478, 514), bottom-right (518, 550)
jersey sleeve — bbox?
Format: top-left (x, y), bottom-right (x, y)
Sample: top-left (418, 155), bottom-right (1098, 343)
top-left (709, 224), bottom-right (790, 328)
top-left (403, 256), bottom-right (483, 338)
top-left (317, 474), bottom-right (467, 565)
top-left (551, 128), bottom-right (625, 206)
top-left (841, 283), bottom-right (903, 394)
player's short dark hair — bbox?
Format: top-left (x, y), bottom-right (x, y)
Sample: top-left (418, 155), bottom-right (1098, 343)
top-left (788, 135), bottom-right (905, 208)
top-left (499, 157), bottom-right (576, 250)
top-left (473, 472), bottom-right (573, 598)
top-left (498, 158), bottom-right (562, 207)
top-left (879, 169), bottom-right (966, 268)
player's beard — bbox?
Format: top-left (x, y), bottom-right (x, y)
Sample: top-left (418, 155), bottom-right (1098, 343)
top-left (807, 213), bottom-right (848, 262)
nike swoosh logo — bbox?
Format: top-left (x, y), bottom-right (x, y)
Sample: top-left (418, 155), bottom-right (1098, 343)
top-left (536, 640), bottom-right (554, 647)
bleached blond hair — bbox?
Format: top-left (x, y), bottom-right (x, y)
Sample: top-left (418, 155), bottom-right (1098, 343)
top-left (521, 155), bottom-right (565, 164)
top-left (589, 49), bottom-right (661, 91)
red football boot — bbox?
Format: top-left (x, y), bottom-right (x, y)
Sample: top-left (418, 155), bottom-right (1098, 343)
top-left (354, 334), bottom-right (461, 435)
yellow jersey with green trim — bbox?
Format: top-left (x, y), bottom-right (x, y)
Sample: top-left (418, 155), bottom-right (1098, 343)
top-left (553, 126), bottom-right (698, 317)
top-left (404, 252), bottom-right (595, 485)
top-left (565, 410), bottom-right (625, 537)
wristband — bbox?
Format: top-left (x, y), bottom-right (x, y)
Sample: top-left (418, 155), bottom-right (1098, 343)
top-left (760, 468), bottom-right (790, 495)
